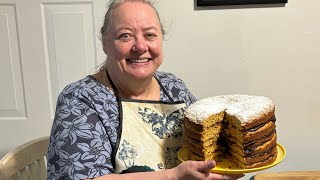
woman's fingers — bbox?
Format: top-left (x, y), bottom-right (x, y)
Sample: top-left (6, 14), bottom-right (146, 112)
top-left (195, 161), bottom-right (244, 180)
top-left (173, 161), bottom-right (244, 180)
top-left (189, 160), bottom-right (245, 180)
top-left (194, 160), bottom-right (216, 172)
top-left (208, 173), bottom-right (245, 180)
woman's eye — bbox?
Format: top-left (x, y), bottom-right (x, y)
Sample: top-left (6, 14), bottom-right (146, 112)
top-left (145, 33), bottom-right (156, 39)
top-left (119, 33), bottom-right (131, 39)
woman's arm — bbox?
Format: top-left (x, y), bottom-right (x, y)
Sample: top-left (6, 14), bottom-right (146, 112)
top-left (47, 79), bottom-right (119, 179)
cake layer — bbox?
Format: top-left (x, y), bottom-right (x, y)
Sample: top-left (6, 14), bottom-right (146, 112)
top-left (224, 118), bottom-right (275, 145)
top-left (188, 149), bottom-right (222, 161)
top-left (184, 125), bottom-right (222, 142)
top-left (245, 145), bottom-right (277, 163)
top-left (244, 132), bottom-right (277, 155)
top-left (245, 151), bottom-right (277, 169)
top-left (188, 145), bottom-right (277, 169)
top-left (228, 133), bottom-right (277, 158)
top-left (230, 144), bottom-right (277, 167)
top-left (242, 118), bottom-right (276, 142)
top-left (185, 135), bottom-right (219, 149)
top-left (244, 129), bottom-right (276, 149)
top-left (225, 115), bottom-right (276, 143)
top-left (238, 107), bottom-right (275, 132)
top-left (244, 116), bottom-right (276, 133)
top-left (186, 142), bottom-right (220, 157)
top-left (184, 114), bottom-right (224, 132)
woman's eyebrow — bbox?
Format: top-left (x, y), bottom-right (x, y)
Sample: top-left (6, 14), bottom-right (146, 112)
top-left (113, 25), bottom-right (160, 34)
top-left (114, 26), bottom-right (134, 32)
top-left (143, 26), bottom-right (159, 31)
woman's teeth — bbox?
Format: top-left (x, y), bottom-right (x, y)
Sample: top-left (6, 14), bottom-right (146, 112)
top-left (128, 59), bottom-right (149, 63)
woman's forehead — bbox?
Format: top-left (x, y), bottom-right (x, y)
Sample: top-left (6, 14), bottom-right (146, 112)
top-left (110, 2), bottom-right (161, 30)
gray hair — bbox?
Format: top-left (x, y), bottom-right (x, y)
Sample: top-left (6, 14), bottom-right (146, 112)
top-left (100, 0), bottom-right (165, 38)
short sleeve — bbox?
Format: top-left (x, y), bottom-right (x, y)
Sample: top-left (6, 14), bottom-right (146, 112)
top-left (47, 78), bottom-right (119, 180)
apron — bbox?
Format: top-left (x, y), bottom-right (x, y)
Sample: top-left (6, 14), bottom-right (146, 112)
top-left (106, 72), bottom-right (186, 174)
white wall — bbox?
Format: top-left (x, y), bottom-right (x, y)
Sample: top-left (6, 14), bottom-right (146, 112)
top-left (157, 0), bottom-right (320, 178)
top-left (1, 0), bottom-right (319, 179)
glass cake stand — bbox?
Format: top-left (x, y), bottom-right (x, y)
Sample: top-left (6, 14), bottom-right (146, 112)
top-left (178, 143), bottom-right (286, 174)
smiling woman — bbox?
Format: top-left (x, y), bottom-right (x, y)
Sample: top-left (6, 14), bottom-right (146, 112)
top-left (45, 0), bottom-right (244, 180)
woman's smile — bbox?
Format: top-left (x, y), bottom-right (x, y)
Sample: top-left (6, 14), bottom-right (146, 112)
top-left (126, 58), bottom-right (151, 63)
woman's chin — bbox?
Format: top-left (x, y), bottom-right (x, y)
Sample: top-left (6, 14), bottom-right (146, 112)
top-left (128, 71), bottom-right (156, 80)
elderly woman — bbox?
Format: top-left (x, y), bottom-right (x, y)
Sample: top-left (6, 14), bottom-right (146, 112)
top-left (47, 0), bottom-right (244, 179)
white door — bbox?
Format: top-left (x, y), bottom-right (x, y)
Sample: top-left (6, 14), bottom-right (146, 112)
top-left (0, 0), bottom-right (106, 157)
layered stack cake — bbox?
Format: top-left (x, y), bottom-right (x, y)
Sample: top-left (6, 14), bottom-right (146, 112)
top-left (184, 94), bottom-right (277, 169)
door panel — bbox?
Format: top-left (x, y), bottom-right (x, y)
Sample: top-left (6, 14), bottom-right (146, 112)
top-left (42, 2), bottom-right (97, 118)
top-left (0, 5), bottom-right (27, 120)
top-left (0, 0), bottom-right (106, 158)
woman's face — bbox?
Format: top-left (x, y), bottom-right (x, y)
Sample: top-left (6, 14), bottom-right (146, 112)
top-left (103, 2), bottom-right (163, 81)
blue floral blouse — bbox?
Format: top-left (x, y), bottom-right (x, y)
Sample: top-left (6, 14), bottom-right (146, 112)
top-left (47, 71), bottom-right (197, 180)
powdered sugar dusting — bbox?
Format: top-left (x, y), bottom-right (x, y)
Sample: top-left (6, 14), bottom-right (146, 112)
top-left (185, 94), bottom-right (275, 124)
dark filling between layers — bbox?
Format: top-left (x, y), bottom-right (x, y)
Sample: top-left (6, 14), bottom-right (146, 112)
top-left (188, 141), bottom-right (277, 167)
top-left (246, 144), bottom-right (276, 160)
top-left (223, 115), bottom-right (276, 154)
top-left (225, 129), bottom-right (276, 157)
top-left (228, 149), bottom-right (277, 168)
top-left (244, 130), bottom-right (276, 155)
top-left (243, 116), bottom-right (276, 133)
top-left (185, 115), bottom-right (277, 167)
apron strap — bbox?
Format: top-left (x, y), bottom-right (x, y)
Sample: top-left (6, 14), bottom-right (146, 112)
top-left (106, 70), bottom-right (120, 95)
top-left (154, 77), bottom-right (174, 102)
top-left (105, 70), bottom-right (122, 169)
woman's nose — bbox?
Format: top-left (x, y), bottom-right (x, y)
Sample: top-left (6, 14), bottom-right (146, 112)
top-left (132, 38), bottom-right (148, 53)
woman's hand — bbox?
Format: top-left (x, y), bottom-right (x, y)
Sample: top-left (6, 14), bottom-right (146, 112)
top-left (169, 160), bottom-right (244, 180)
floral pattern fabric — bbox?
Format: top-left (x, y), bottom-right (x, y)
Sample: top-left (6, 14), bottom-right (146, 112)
top-left (47, 71), bottom-right (197, 180)
top-left (115, 100), bottom-right (186, 173)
